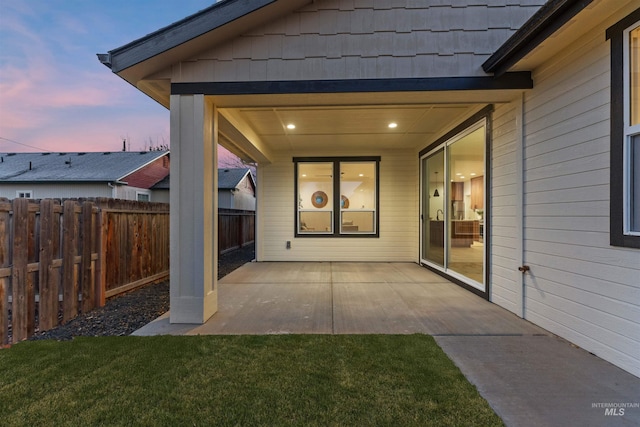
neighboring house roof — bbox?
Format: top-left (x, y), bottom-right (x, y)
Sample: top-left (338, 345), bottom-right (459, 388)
top-left (152, 168), bottom-right (256, 191)
top-left (0, 151), bottom-right (169, 183)
top-left (483, 0), bottom-right (595, 75)
top-left (218, 168), bottom-right (255, 190)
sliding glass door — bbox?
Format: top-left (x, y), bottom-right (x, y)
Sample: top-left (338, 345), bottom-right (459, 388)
top-left (420, 120), bottom-right (486, 292)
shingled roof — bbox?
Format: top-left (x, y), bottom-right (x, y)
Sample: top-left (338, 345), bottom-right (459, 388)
top-left (151, 168), bottom-right (255, 190)
top-left (0, 151), bottom-right (169, 183)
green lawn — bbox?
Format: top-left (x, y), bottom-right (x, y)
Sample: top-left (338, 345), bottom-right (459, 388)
top-left (0, 335), bottom-right (503, 426)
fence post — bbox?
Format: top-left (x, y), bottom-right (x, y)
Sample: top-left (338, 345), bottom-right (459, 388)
top-left (11, 198), bottom-right (29, 342)
top-left (0, 200), bottom-right (10, 345)
top-left (38, 199), bottom-right (56, 331)
top-left (62, 200), bottom-right (78, 322)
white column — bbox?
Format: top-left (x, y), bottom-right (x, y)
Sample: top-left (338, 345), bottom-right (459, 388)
top-left (169, 94), bottom-right (218, 323)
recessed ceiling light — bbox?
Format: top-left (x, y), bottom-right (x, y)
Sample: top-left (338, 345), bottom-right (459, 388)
top-left (388, 122), bottom-right (398, 128)
top-left (456, 173), bottom-right (462, 176)
top-left (460, 176), bottom-right (465, 179)
top-left (470, 172), bottom-right (476, 176)
top-left (358, 173), bottom-right (364, 177)
top-left (302, 174), bottom-right (307, 177)
top-left (286, 124), bottom-right (296, 129)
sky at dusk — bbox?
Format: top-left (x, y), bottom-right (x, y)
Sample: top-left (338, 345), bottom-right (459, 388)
top-left (0, 0), bottom-right (239, 161)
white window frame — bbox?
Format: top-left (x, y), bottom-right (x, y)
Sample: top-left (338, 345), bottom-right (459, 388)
top-left (16, 190), bottom-right (33, 199)
top-left (623, 22), bottom-right (640, 236)
top-left (136, 191), bottom-right (151, 202)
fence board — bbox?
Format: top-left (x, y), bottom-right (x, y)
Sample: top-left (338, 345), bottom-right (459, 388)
top-left (38, 199), bottom-right (56, 331)
top-left (11, 198), bottom-right (29, 342)
top-left (62, 201), bottom-right (78, 322)
top-left (80, 202), bottom-right (95, 313)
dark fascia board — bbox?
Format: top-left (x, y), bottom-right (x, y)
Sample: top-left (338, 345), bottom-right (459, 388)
top-left (100, 0), bottom-right (278, 73)
top-left (482, 0), bottom-right (594, 75)
top-left (172, 73), bottom-right (533, 96)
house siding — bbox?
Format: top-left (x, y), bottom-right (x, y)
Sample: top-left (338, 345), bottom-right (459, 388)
top-left (172, 0), bottom-right (543, 83)
top-left (518, 16), bottom-right (640, 377)
top-left (258, 149), bottom-right (417, 262)
top-left (0, 183), bottom-right (112, 200)
top-left (490, 101), bottom-right (521, 314)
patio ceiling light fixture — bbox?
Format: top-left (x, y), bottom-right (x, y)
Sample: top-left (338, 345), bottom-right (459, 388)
top-left (388, 122), bottom-right (398, 128)
top-left (286, 124), bottom-right (296, 129)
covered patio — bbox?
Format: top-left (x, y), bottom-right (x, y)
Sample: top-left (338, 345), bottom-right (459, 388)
top-left (134, 262), bottom-right (544, 336)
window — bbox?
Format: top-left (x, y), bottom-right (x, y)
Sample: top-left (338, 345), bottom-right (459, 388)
top-left (136, 192), bottom-right (150, 202)
top-left (294, 157), bottom-right (380, 237)
top-left (608, 11), bottom-right (640, 248)
top-left (16, 190), bottom-right (32, 199)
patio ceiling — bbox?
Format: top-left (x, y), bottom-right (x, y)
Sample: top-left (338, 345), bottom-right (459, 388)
top-left (212, 89), bottom-right (521, 160)
top-left (223, 104), bottom-right (475, 152)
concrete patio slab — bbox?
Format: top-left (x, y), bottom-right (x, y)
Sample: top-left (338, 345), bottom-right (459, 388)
top-left (134, 262), bottom-right (545, 337)
top-left (133, 262), bottom-right (640, 426)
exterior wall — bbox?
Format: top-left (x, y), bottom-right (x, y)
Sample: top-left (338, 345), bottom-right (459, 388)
top-left (152, 189), bottom-right (170, 204)
top-left (232, 176), bottom-right (256, 211)
top-left (518, 15), bottom-right (639, 377)
top-left (173, 0), bottom-right (542, 83)
top-left (490, 101), bottom-right (522, 315)
top-left (112, 185), bottom-right (152, 201)
top-left (258, 149), bottom-right (417, 262)
top-left (0, 183), bottom-right (112, 200)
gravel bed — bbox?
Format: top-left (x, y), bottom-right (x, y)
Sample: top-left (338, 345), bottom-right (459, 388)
top-left (26, 243), bottom-right (255, 341)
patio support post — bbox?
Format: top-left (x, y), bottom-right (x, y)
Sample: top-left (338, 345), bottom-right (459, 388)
top-left (169, 94), bottom-right (218, 323)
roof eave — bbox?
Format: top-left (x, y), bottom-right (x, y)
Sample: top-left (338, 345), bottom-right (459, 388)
top-left (482, 0), bottom-right (595, 75)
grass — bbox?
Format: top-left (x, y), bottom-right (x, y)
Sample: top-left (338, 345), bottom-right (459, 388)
top-left (0, 335), bottom-right (504, 426)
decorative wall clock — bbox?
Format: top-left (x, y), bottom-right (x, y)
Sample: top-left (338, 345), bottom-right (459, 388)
top-left (311, 191), bottom-right (328, 208)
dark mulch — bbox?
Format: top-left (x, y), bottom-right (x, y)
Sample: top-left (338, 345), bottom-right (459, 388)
top-left (26, 243), bottom-right (255, 341)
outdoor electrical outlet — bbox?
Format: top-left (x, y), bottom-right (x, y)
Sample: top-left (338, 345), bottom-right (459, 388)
top-left (286, 241), bottom-right (291, 249)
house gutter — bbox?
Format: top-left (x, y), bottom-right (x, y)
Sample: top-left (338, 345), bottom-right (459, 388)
top-left (482, 0), bottom-right (594, 76)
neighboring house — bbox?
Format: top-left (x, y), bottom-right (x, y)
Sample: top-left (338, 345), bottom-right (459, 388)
top-left (100, 0), bottom-right (639, 377)
top-left (218, 168), bottom-right (257, 211)
top-left (0, 151), bottom-right (170, 201)
top-left (151, 168), bottom-right (256, 210)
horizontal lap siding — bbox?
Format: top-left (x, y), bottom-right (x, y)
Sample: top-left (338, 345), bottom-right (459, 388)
top-left (174, 0), bottom-right (543, 82)
top-left (491, 102), bottom-right (520, 314)
top-left (259, 150), bottom-right (417, 262)
top-left (523, 24), bottom-right (640, 377)
top-left (0, 184), bottom-right (112, 200)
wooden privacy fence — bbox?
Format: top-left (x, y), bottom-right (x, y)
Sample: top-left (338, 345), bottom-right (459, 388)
top-left (0, 198), bottom-right (169, 344)
top-left (218, 208), bottom-right (255, 255)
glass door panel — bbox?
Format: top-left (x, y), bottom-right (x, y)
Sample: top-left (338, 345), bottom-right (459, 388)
top-left (421, 149), bottom-right (445, 267)
top-left (420, 120), bottom-right (486, 292)
top-left (447, 126), bottom-right (485, 285)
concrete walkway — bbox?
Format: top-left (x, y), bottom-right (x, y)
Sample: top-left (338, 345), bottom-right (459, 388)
top-left (134, 262), bottom-right (640, 427)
